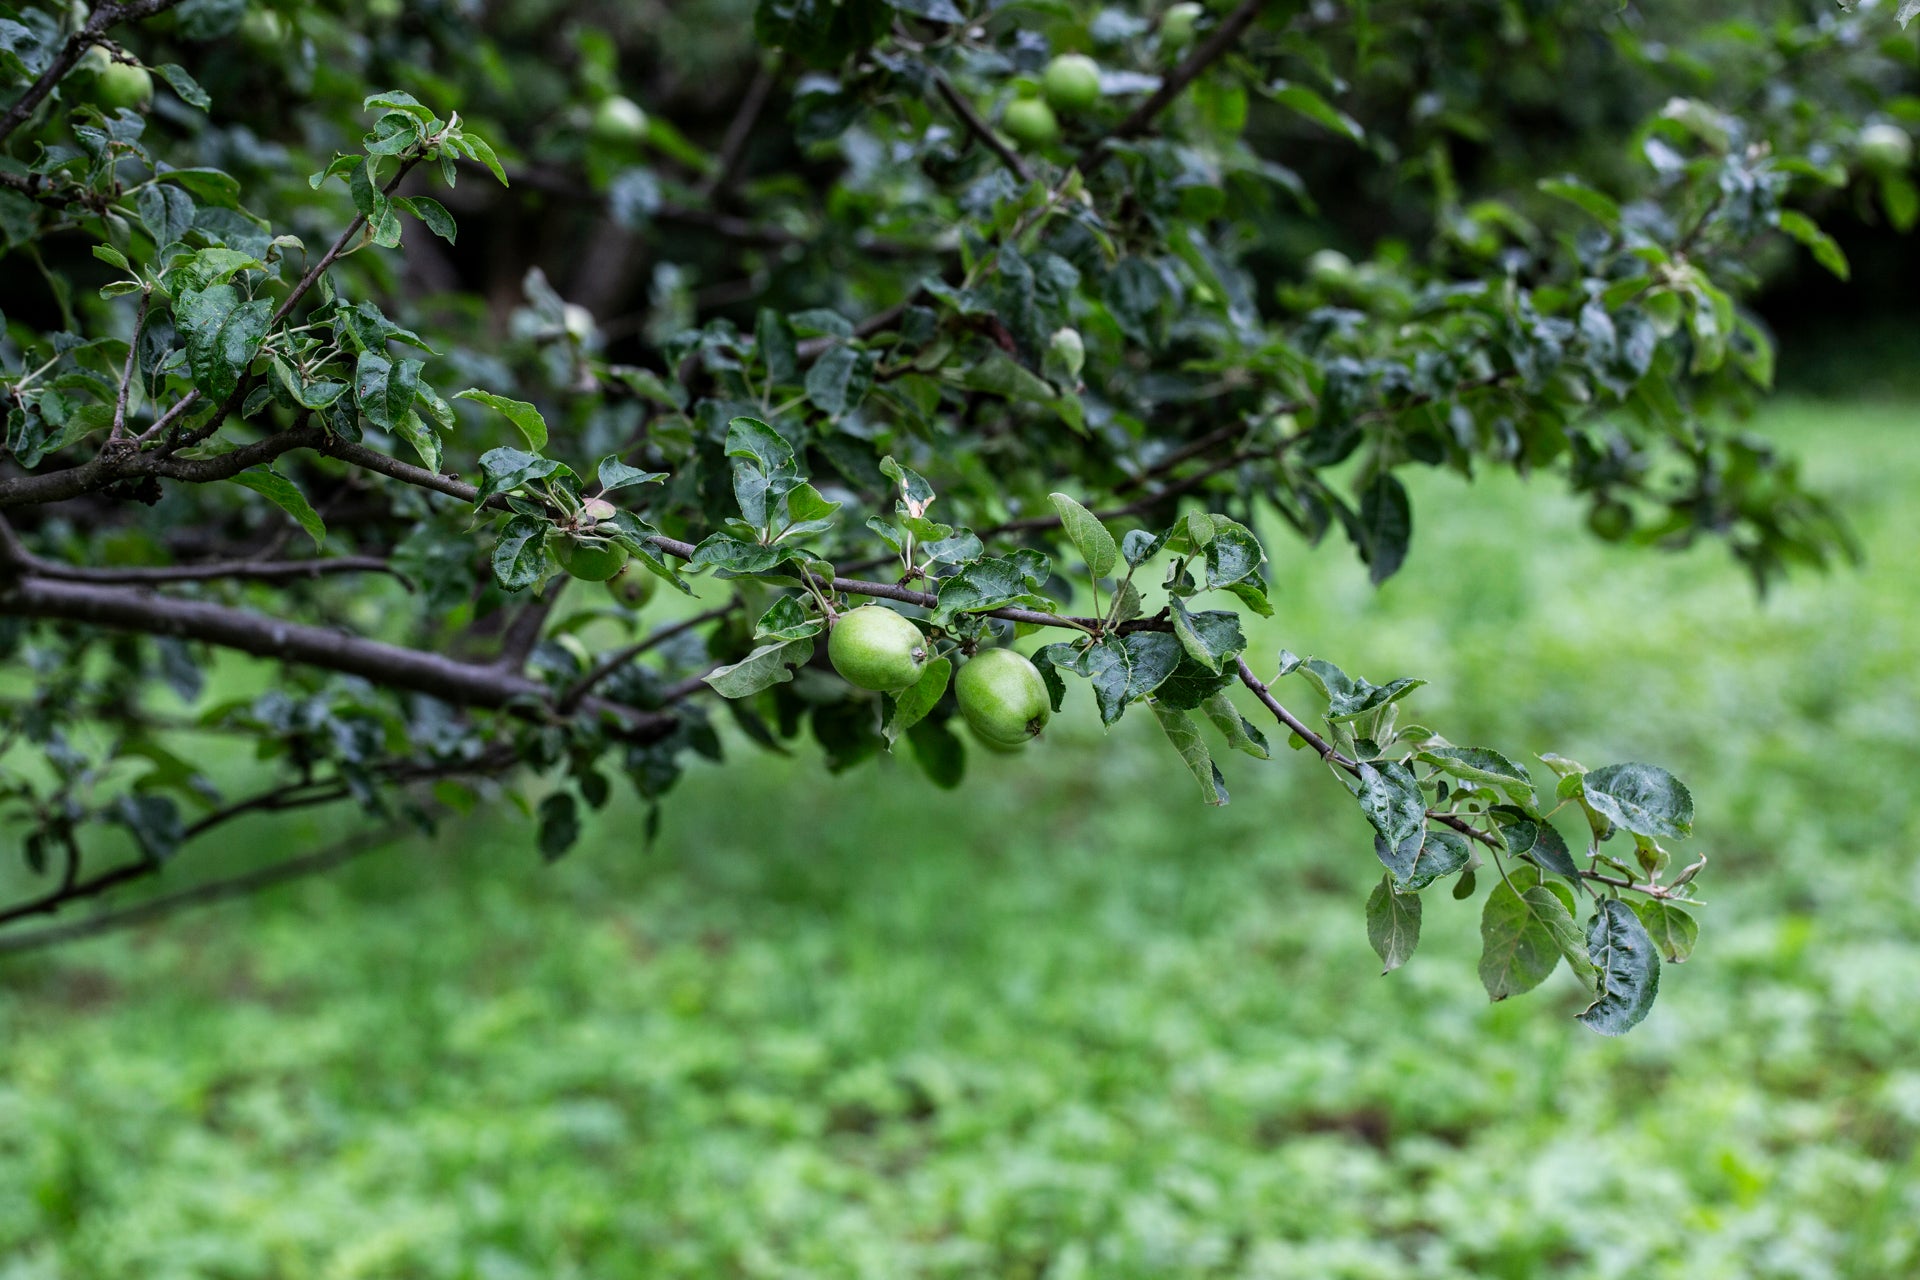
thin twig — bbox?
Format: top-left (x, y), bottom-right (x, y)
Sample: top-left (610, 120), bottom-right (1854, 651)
top-left (559, 597), bottom-right (744, 713)
top-left (0, 823), bottom-right (410, 955)
top-left (135, 157), bottom-right (423, 449)
top-left (0, 0), bottom-right (188, 144)
top-left (496, 580), bottom-right (566, 672)
top-left (698, 58), bottom-right (782, 201)
top-left (110, 293), bottom-right (150, 440)
top-left (1071, 0), bottom-right (1273, 174)
top-left (933, 70), bottom-right (1033, 184)
top-left (18, 553), bottom-right (401, 585)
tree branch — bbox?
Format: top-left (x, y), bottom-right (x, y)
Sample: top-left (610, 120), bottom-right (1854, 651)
top-left (134, 157), bottom-right (423, 449)
top-left (0, 822), bottom-right (409, 956)
top-left (0, 0), bottom-right (188, 145)
top-left (110, 292), bottom-right (150, 440)
top-left (698, 58), bottom-right (782, 202)
top-left (1072, 0), bottom-right (1273, 174)
top-left (933, 70), bottom-right (1033, 184)
top-left (0, 574), bottom-right (676, 737)
top-left (558, 597), bottom-right (744, 713)
top-left (10, 553), bottom-right (403, 586)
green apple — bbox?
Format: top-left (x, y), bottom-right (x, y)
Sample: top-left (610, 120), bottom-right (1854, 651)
top-left (1587, 500), bottom-right (1633, 543)
top-left (1002, 95), bottom-right (1059, 149)
top-left (1307, 248), bottom-right (1354, 286)
top-left (553, 497), bottom-right (630, 582)
top-left (592, 95), bottom-right (649, 146)
top-left (967, 723), bottom-right (1026, 755)
top-left (95, 60), bottom-right (153, 112)
top-left (1859, 122), bottom-right (1912, 171)
top-left (829, 605), bottom-right (930, 693)
top-left (554, 536), bottom-right (629, 582)
top-left (239, 7), bottom-right (287, 46)
top-left (1048, 326), bottom-right (1085, 381)
top-left (1162, 2), bottom-right (1203, 48)
top-left (955, 648), bottom-right (1050, 747)
top-left (607, 563), bottom-right (658, 609)
top-left (1042, 54), bottom-right (1101, 114)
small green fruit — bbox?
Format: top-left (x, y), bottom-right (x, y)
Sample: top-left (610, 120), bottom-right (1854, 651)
top-left (967, 723), bottom-right (1026, 755)
top-left (956, 648), bottom-right (1050, 747)
top-left (1161, 2), bottom-right (1202, 48)
top-left (554, 536), bottom-right (629, 582)
top-left (1049, 326), bottom-right (1085, 380)
top-left (553, 498), bottom-right (629, 581)
top-left (1587, 500), bottom-right (1633, 543)
top-left (95, 61), bottom-right (153, 112)
top-left (239, 8), bottom-right (287, 46)
top-left (1859, 123), bottom-right (1912, 171)
top-left (1307, 248), bottom-right (1354, 286)
top-left (592, 95), bottom-right (649, 145)
top-left (1002, 96), bottom-right (1060, 149)
top-left (607, 563), bottom-right (658, 609)
top-left (1042, 54), bottom-right (1101, 114)
top-left (829, 605), bottom-right (929, 693)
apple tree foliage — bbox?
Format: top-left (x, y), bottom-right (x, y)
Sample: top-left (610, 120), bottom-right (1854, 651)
top-left (0, 0), bottom-right (1909, 1029)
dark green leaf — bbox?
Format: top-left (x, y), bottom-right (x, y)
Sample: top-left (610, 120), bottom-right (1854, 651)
top-left (1479, 866), bottom-right (1580, 1001)
top-left (1578, 899), bottom-right (1662, 1035)
top-left (537, 792), bottom-right (580, 862)
top-left (228, 468), bottom-right (326, 548)
top-left (704, 637), bottom-right (817, 698)
top-left (453, 388), bottom-right (546, 450)
top-left (1356, 761), bottom-right (1425, 851)
top-left (1149, 701), bottom-right (1228, 806)
top-left (175, 285), bottom-right (271, 403)
top-left (1080, 632), bottom-right (1182, 725)
top-left (1366, 876), bottom-right (1422, 973)
top-left (1048, 491), bottom-right (1118, 579)
top-left (1168, 599), bottom-right (1245, 673)
top-left (1630, 900), bottom-right (1699, 964)
top-left (491, 515), bottom-right (550, 591)
top-left (1582, 763), bottom-right (1694, 838)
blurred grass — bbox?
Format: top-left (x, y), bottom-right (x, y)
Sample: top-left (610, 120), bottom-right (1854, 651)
top-left (1, 398), bottom-right (1917, 1278)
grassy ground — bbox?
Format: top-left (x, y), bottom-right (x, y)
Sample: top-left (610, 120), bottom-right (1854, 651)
top-left (1, 399), bottom-right (1917, 1278)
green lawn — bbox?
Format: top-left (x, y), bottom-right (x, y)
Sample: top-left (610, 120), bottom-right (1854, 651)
top-left (2, 400), bottom-right (1917, 1278)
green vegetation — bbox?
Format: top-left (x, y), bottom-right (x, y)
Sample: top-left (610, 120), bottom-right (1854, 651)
top-left (3, 400), bottom-right (1914, 1277)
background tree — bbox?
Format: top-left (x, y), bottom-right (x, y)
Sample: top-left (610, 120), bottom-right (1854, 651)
top-left (0, 0), bottom-right (1909, 1029)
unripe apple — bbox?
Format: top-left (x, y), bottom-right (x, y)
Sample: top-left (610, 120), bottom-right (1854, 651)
top-left (607, 563), bottom-right (658, 609)
top-left (1002, 96), bottom-right (1059, 149)
top-left (95, 60), bottom-right (153, 112)
top-left (829, 605), bottom-right (930, 693)
top-left (967, 723), bottom-right (1026, 755)
top-left (1161, 2), bottom-right (1202, 49)
top-left (240, 7), bottom-right (287, 46)
top-left (553, 498), bottom-right (628, 581)
top-left (592, 95), bottom-right (649, 146)
top-left (955, 648), bottom-right (1050, 747)
top-left (1587, 499), bottom-right (1633, 543)
top-left (1042, 54), bottom-right (1101, 114)
top-left (1307, 248), bottom-right (1354, 286)
top-left (554, 536), bottom-right (629, 582)
top-left (1049, 327), bottom-right (1085, 381)
top-left (1859, 122), bottom-right (1912, 171)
